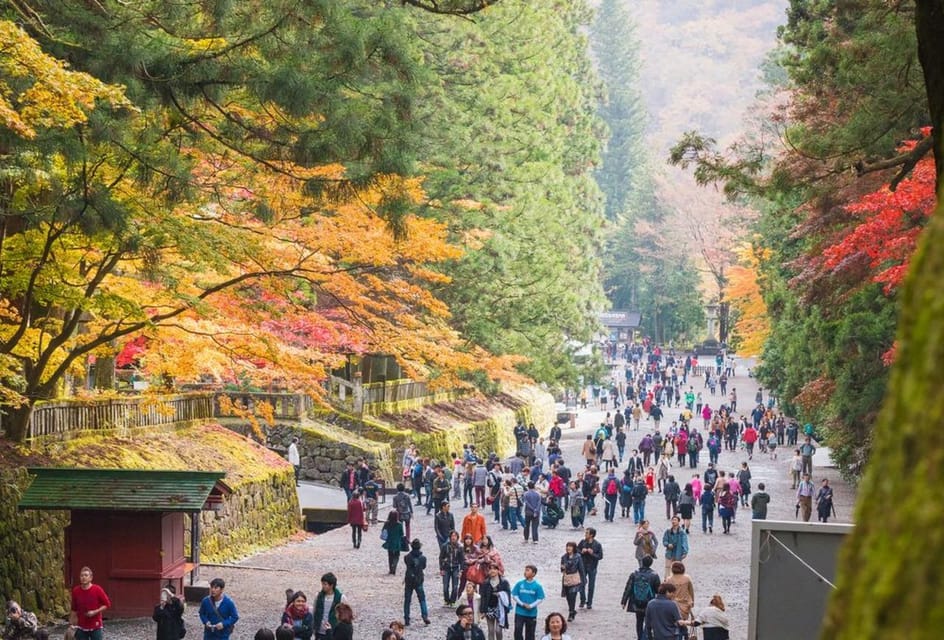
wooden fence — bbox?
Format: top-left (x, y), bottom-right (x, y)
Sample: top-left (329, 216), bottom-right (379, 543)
top-left (26, 394), bottom-right (215, 439)
top-left (23, 391), bottom-right (316, 440)
top-left (18, 381), bottom-right (449, 439)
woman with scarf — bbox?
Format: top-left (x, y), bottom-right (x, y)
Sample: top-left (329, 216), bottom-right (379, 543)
top-left (281, 591), bottom-right (314, 640)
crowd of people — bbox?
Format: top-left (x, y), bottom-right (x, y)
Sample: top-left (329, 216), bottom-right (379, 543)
top-left (9, 343), bottom-right (843, 640)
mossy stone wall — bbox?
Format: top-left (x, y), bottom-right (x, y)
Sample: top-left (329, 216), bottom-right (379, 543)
top-left (0, 468), bottom-right (70, 618)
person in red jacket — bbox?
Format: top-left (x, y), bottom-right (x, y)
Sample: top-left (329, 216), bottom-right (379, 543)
top-left (71, 566), bottom-right (111, 640)
top-left (347, 490), bottom-right (367, 549)
top-left (741, 426), bottom-right (759, 460)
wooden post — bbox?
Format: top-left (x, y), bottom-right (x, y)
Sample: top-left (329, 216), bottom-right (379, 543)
top-left (190, 511), bottom-right (200, 585)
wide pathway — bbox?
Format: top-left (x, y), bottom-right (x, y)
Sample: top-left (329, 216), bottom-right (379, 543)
top-left (97, 360), bottom-right (855, 639)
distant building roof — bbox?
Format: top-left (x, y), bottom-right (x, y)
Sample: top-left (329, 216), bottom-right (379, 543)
top-left (18, 468), bottom-right (231, 512)
top-left (599, 310), bottom-right (642, 329)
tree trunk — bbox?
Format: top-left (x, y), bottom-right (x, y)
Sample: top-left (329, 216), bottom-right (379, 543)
top-left (916, 0), bottom-right (944, 191)
top-left (3, 402), bottom-right (34, 441)
top-left (92, 355), bottom-right (115, 390)
top-left (822, 215), bottom-right (944, 638)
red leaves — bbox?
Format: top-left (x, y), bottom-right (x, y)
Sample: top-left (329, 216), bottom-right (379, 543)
top-left (820, 140), bottom-right (936, 295)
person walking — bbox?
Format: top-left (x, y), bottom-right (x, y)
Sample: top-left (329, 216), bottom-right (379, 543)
top-left (199, 577), bottom-right (239, 640)
top-left (288, 437), bottom-right (301, 486)
top-left (796, 474), bottom-right (815, 522)
top-left (440, 531), bottom-right (466, 606)
top-left (346, 491), bottom-right (366, 549)
top-left (643, 584), bottom-right (681, 640)
top-left (717, 486), bottom-right (736, 535)
top-left (511, 565), bottom-right (545, 640)
top-left (392, 483), bottom-right (414, 541)
top-left (633, 520), bottom-right (659, 568)
top-left (462, 503), bottom-right (488, 545)
top-left (665, 562), bottom-right (695, 637)
top-left (816, 478), bottom-right (834, 523)
top-left (479, 564), bottom-right (511, 640)
top-left (382, 511), bottom-right (406, 575)
top-left (71, 566), bottom-right (111, 640)
top-left (662, 516), bottom-right (689, 578)
top-left (576, 528), bottom-right (603, 610)
top-left (631, 476), bottom-right (649, 525)
top-left (799, 437), bottom-right (816, 476)
top-left (559, 543), bottom-right (585, 622)
top-left (402, 539), bottom-right (431, 627)
top-left (750, 483), bottom-right (771, 520)
top-left (435, 502), bottom-right (457, 548)
top-left (678, 484), bottom-right (695, 533)
top-left (789, 450), bottom-right (803, 490)
top-left (522, 482), bottom-right (542, 544)
top-left (700, 485), bottom-right (715, 534)
top-left (601, 470), bottom-right (620, 522)
top-left (621, 555), bottom-right (661, 640)
top-left (663, 475), bottom-right (680, 520)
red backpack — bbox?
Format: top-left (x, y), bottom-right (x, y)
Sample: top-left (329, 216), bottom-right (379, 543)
top-left (606, 478), bottom-right (619, 496)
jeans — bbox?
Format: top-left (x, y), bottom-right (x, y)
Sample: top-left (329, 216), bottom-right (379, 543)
top-left (604, 496), bottom-right (617, 521)
top-left (579, 566), bottom-right (598, 606)
top-left (475, 486), bottom-right (486, 507)
top-left (632, 501), bottom-right (645, 524)
top-left (565, 588), bottom-right (578, 615)
top-left (74, 630), bottom-right (104, 640)
top-left (665, 499), bottom-right (677, 520)
top-left (514, 615), bottom-right (537, 640)
top-left (702, 509), bottom-right (714, 531)
top-left (635, 610), bottom-right (648, 640)
top-left (403, 583), bottom-right (429, 623)
top-left (350, 524), bottom-right (362, 548)
top-left (506, 505), bottom-right (520, 530)
top-left (524, 513), bottom-right (539, 541)
top-left (465, 483), bottom-right (474, 507)
top-left (492, 497), bottom-right (501, 522)
top-left (442, 567), bottom-right (460, 603)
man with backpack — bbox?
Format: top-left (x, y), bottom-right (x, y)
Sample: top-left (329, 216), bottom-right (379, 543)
top-left (621, 555), bottom-right (661, 640)
top-left (630, 476), bottom-right (649, 525)
top-left (602, 470), bottom-right (620, 522)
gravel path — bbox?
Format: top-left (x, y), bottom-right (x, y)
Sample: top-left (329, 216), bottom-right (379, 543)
top-left (79, 361), bottom-right (855, 640)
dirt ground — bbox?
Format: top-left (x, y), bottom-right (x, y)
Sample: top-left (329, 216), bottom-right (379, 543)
top-left (93, 359), bottom-right (855, 640)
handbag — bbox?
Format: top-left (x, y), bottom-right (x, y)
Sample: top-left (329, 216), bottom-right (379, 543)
top-left (466, 563), bottom-right (486, 585)
top-left (562, 571), bottom-right (581, 588)
top-left (380, 528), bottom-right (388, 541)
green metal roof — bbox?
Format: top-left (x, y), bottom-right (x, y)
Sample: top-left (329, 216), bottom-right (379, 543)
top-left (18, 468), bottom-right (230, 512)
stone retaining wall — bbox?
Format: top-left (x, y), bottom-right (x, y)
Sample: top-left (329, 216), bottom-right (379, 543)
top-left (0, 468), bottom-right (70, 618)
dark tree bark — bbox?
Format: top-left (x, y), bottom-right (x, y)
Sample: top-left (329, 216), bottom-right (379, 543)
top-left (823, 3), bottom-right (944, 638)
top-left (916, 0), bottom-right (944, 191)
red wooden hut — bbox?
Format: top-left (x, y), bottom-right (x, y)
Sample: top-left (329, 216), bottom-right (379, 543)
top-left (18, 468), bottom-right (231, 617)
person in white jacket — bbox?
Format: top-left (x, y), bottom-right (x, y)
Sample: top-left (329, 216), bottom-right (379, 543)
top-left (692, 593), bottom-right (730, 640)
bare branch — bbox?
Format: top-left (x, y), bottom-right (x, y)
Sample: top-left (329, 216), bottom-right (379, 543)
top-left (854, 134), bottom-right (935, 191)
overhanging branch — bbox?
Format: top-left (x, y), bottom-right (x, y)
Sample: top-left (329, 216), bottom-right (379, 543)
top-left (399, 0), bottom-right (498, 16)
top-left (854, 134), bottom-right (934, 191)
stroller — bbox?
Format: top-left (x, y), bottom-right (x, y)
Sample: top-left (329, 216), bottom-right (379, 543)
top-left (542, 497), bottom-right (565, 528)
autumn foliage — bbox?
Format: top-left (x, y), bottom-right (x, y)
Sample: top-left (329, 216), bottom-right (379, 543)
top-left (821, 134), bottom-right (937, 295)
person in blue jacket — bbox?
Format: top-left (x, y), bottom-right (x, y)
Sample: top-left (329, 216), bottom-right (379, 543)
top-left (199, 578), bottom-right (240, 640)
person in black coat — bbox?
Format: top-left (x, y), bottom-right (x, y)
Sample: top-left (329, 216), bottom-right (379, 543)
top-left (446, 605), bottom-right (486, 640)
top-left (152, 586), bottom-right (185, 640)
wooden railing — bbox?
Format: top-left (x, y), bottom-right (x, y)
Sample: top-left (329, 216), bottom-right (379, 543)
top-left (26, 394), bottom-right (215, 439)
top-left (213, 392), bottom-right (314, 419)
top-left (19, 380), bottom-right (453, 439)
